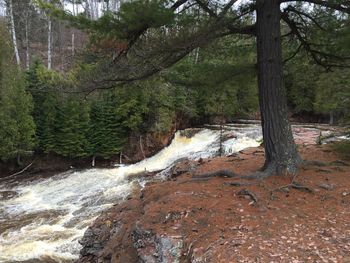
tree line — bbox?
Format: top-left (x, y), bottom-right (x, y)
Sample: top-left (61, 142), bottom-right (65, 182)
top-left (0, 18), bottom-right (260, 163)
top-left (0, 0), bottom-right (349, 169)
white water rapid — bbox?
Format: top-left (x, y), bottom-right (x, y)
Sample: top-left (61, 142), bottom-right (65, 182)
top-left (1, 122), bottom-right (333, 262)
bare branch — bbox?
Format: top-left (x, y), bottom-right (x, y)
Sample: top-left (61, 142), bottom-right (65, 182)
top-left (74, 22), bottom-right (256, 95)
top-left (194, 0), bottom-right (217, 17)
top-left (281, 0), bottom-right (350, 14)
top-left (171, 0), bottom-right (190, 10)
top-left (220, 0), bottom-right (238, 16)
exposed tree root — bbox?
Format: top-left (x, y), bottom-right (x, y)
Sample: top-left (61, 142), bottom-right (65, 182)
top-left (330, 160), bottom-right (350, 167)
top-left (302, 160), bottom-right (328, 167)
top-left (191, 162), bottom-right (293, 182)
top-left (270, 183), bottom-right (313, 197)
top-left (189, 157), bottom-right (341, 184)
top-left (290, 183), bottom-right (314, 193)
top-left (243, 163), bottom-right (283, 180)
top-left (179, 169), bottom-right (244, 184)
top-left (243, 170), bottom-right (275, 180)
top-left (191, 162), bottom-right (281, 182)
top-left (224, 181), bottom-right (256, 187)
top-left (237, 188), bottom-right (259, 205)
top-left (192, 169), bottom-right (240, 179)
top-left (269, 172), bottom-right (313, 200)
top-left (302, 160), bottom-right (350, 168)
top-left (316, 168), bottom-right (332, 174)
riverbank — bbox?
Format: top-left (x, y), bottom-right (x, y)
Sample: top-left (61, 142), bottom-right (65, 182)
top-left (0, 118), bottom-right (344, 183)
top-left (78, 143), bottom-right (350, 263)
top-left (0, 122), bottom-right (348, 262)
top-left (0, 130), bottom-right (177, 183)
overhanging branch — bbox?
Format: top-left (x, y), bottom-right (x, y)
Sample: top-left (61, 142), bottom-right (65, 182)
top-left (75, 22), bottom-right (255, 94)
top-left (281, 11), bottom-right (350, 69)
top-left (281, 0), bottom-right (350, 14)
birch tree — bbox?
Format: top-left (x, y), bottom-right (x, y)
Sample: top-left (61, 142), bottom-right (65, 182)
top-left (24, 2), bottom-right (31, 69)
top-left (7, 0), bottom-right (20, 66)
top-left (47, 13), bottom-right (52, 69)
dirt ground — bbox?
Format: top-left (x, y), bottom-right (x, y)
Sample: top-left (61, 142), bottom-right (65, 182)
top-left (79, 144), bottom-right (350, 263)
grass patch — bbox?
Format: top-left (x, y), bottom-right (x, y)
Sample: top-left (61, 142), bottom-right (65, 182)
top-left (332, 140), bottom-right (350, 159)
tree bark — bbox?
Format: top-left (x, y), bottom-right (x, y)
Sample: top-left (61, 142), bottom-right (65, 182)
top-left (256, 0), bottom-right (301, 175)
top-left (194, 48), bottom-right (200, 64)
top-left (329, 110), bottom-right (334, 125)
top-left (139, 135), bottom-right (146, 160)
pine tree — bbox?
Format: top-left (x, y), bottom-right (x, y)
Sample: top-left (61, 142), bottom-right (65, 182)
top-left (54, 97), bottom-right (90, 158)
top-left (0, 23), bottom-right (35, 162)
top-left (88, 94), bottom-right (126, 161)
top-left (26, 61), bottom-right (60, 153)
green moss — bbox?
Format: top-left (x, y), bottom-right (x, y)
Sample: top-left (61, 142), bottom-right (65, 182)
top-left (332, 140), bottom-right (350, 159)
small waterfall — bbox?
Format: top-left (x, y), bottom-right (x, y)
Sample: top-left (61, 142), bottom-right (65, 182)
top-left (0, 124), bottom-right (264, 262)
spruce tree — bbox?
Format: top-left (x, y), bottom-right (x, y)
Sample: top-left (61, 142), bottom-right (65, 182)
top-left (54, 97), bottom-right (90, 158)
top-left (0, 23), bottom-right (35, 162)
top-left (88, 94), bottom-right (125, 159)
top-left (27, 61), bottom-right (60, 153)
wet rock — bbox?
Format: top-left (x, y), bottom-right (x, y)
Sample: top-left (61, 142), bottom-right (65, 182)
top-left (169, 159), bottom-right (198, 179)
top-left (0, 190), bottom-right (18, 200)
top-left (128, 170), bottom-right (160, 181)
top-left (79, 228), bottom-right (103, 256)
top-left (225, 133), bottom-right (237, 140)
top-left (179, 129), bottom-right (201, 138)
top-left (158, 236), bottom-right (183, 263)
top-left (79, 222), bottom-right (118, 258)
top-left (132, 228), bottom-right (184, 263)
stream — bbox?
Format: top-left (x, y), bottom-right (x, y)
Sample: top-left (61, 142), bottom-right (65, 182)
top-left (0, 123), bottom-right (342, 262)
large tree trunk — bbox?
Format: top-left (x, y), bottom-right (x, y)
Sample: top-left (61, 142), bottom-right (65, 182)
top-left (256, 0), bottom-right (301, 175)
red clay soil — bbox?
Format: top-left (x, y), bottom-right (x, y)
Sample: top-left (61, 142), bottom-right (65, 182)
top-left (78, 144), bottom-right (350, 263)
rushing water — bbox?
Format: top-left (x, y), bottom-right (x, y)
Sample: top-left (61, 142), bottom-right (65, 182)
top-left (0, 123), bottom-right (338, 262)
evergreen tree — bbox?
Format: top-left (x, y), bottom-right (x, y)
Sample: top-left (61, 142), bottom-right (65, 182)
top-left (314, 69), bottom-right (350, 124)
top-left (54, 97), bottom-right (90, 157)
top-left (88, 98), bottom-right (125, 160)
top-left (284, 57), bottom-right (318, 115)
top-left (0, 23), bottom-right (35, 162)
top-left (26, 61), bottom-right (60, 153)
